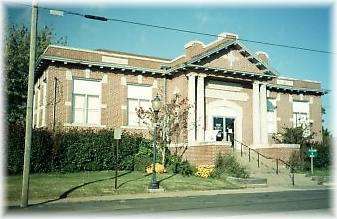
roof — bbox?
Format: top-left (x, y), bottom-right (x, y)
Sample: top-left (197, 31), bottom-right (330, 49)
top-left (35, 34), bottom-right (324, 95)
top-left (95, 48), bottom-right (171, 61)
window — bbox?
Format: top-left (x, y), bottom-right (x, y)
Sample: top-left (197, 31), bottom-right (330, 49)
top-left (267, 98), bottom-right (277, 134)
top-left (293, 101), bottom-right (310, 136)
top-left (72, 79), bottom-right (101, 125)
top-left (127, 84), bottom-right (152, 126)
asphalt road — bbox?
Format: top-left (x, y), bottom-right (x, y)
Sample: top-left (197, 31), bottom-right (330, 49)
top-left (7, 189), bottom-right (332, 216)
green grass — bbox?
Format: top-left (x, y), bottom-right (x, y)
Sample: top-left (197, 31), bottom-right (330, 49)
top-left (6, 170), bottom-right (241, 203)
top-left (305, 168), bottom-right (330, 177)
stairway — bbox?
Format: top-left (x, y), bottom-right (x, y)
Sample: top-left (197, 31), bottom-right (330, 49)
top-left (232, 144), bottom-right (320, 188)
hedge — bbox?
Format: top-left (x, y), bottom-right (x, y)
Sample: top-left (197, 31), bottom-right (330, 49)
top-left (6, 123), bottom-right (152, 175)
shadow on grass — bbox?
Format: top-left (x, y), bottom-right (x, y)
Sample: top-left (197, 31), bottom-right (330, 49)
top-left (117, 173), bottom-right (152, 189)
top-left (158, 173), bottom-right (177, 183)
top-left (26, 171), bottom-right (132, 208)
top-left (116, 172), bottom-right (177, 189)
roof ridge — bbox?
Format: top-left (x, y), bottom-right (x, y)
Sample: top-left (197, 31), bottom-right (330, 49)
top-left (47, 44), bottom-right (171, 63)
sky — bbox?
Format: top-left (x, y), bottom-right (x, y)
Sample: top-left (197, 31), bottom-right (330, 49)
top-left (4, 3), bottom-right (332, 129)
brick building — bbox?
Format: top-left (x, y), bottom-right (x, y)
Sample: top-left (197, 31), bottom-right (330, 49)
top-left (33, 32), bottom-right (326, 164)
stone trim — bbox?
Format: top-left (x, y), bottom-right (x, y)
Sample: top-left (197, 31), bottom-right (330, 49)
top-left (262, 144), bottom-right (300, 149)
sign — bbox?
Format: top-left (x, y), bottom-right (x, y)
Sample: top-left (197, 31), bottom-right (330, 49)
top-left (49, 10), bottom-right (64, 16)
top-left (307, 148), bottom-right (318, 158)
top-left (114, 127), bottom-right (122, 140)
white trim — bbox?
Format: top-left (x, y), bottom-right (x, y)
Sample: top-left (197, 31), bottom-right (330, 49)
top-left (64, 123), bottom-right (106, 128)
top-left (205, 89), bottom-right (249, 102)
top-left (184, 40), bottom-right (205, 49)
top-left (261, 144), bottom-right (300, 149)
top-left (66, 70), bottom-right (72, 80)
top-left (278, 76), bottom-right (320, 84)
top-left (152, 79), bottom-right (158, 89)
top-left (137, 75), bottom-right (143, 84)
top-left (85, 68), bottom-right (90, 78)
top-left (121, 125), bottom-right (148, 130)
top-left (48, 45), bottom-right (170, 63)
top-left (309, 97), bottom-right (313, 104)
top-left (102, 74), bottom-right (108, 84)
top-left (206, 99), bottom-right (243, 150)
top-left (169, 54), bottom-right (186, 63)
top-left (121, 76), bottom-right (126, 86)
top-left (256, 51), bottom-right (269, 60)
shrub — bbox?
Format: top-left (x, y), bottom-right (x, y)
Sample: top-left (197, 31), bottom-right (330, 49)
top-left (6, 124), bottom-right (152, 174)
top-left (7, 123), bottom-right (54, 174)
top-left (211, 153), bottom-right (249, 178)
top-left (288, 150), bottom-right (307, 172)
top-left (167, 155), bottom-right (195, 176)
top-left (134, 145), bottom-right (153, 172)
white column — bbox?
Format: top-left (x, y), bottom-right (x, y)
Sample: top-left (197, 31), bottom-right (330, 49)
top-left (260, 83), bottom-right (268, 145)
top-left (196, 74), bottom-right (206, 142)
top-left (187, 73), bottom-right (196, 144)
top-left (252, 81), bottom-right (260, 147)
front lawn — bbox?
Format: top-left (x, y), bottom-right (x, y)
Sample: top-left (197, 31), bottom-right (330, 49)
top-left (6, 170), bottom-right (241, 203)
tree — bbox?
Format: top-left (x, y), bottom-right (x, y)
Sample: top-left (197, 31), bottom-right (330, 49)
top-left (5, 25), bottom-right (67, 124)
top-left (273, 125), bottom-right (315, 162)
top-left (136, 93), bottom-right (189, 165)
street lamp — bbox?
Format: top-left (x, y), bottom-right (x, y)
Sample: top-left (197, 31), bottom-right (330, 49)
top-left (150, 95), bottom-right (162, 189)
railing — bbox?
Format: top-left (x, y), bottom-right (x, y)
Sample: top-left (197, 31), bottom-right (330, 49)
top-left (233, 139), bottom-right (295, 186)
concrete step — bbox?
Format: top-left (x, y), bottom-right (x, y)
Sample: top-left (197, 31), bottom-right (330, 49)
top-left (231, 149), bottom-right (320, 188)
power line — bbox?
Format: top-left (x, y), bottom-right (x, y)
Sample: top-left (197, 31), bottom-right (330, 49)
top-left (13, 2), bottom-right (334, 54)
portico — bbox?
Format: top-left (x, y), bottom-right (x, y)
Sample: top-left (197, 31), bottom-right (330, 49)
top-left (187, 73), bottom-right (270, 149)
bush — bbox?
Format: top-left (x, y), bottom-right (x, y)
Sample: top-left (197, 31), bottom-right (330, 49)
top-left (6, 124), bottom-right (152, 174)
top-left (7, 123), bottom-right (54, 174)
top-left (167, 155), bottom-right (195, 176)
top-left (134, 145), bottom-right (153, 172)
top-left (211, 153), bottom-right (249, 178)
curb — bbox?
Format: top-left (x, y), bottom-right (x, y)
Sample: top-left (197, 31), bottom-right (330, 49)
top-left (7, 186), bottom-right (331, 207)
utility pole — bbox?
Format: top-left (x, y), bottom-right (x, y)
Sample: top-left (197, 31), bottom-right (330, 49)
top-left (21, 0), bottom-right (38, 208)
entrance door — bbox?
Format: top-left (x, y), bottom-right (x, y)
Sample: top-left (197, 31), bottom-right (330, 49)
top-left (213, 117), bottom-right (224, 141)
top-left (225, 118), bottom-right (235, 147)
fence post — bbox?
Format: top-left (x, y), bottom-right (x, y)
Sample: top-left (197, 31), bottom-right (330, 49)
top-left (248, 148), bottom-right (251, 162)
top-left (276, 159), bottom-right (279, 175)
top-left (291, 167), bottom-right (295, 186)
top-left (257, 153), bottom-right (260, 168)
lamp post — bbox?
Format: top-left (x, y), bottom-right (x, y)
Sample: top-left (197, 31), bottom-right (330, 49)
top-left (150, 95), bottom-right (161, 189)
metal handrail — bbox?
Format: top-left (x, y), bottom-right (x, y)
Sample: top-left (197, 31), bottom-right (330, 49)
top-left (233, 138), bottom-right (295, 186)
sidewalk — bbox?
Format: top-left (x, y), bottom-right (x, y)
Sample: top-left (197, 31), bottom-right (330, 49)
top-left (7, 184), bottom-right (331, 208)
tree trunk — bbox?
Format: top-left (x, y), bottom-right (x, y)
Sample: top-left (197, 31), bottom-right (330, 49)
top-left (161, 146), bottom-right (166, 166)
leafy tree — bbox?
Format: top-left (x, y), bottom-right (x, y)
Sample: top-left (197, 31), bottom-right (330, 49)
top-left (273, 125), bottom-right (331, 171)
top-left (136, 93), bottom-right (189, 165)
top-left (5, 25), bottom-right (67, 124)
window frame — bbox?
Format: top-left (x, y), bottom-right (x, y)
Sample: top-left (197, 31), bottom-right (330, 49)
top-left (72, 78), bottom-right (101, 126)
top-left (267, 98), bottom-right (277, 134)
top-left (126, 83), bottom-right (152, 127)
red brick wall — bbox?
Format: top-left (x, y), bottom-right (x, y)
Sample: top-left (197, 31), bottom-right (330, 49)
top-left (169, 145), bottom-right (233, 166)
top-left (256, 148), bottom-right (299, 162)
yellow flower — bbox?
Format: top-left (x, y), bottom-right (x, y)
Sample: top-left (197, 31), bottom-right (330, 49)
top-left (146, 163), bottom-right (166, 174)
top-left (195, 165), bottom-right (214, 178)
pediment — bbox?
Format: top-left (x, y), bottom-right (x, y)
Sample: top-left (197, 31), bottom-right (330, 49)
top-left (187, 41), bottom-right (278, 76)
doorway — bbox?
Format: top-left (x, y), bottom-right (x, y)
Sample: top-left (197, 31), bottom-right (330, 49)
top-left (225, 118), bottom-right (235, 147)
top-left (213, 117), bottom-right (235, 145)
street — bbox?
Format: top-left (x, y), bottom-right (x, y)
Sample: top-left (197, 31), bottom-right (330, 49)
top-left (7, 188), bottom-right (332, 216)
